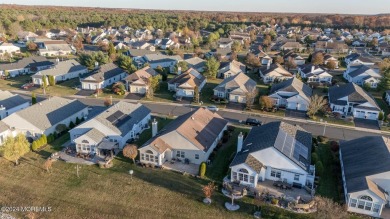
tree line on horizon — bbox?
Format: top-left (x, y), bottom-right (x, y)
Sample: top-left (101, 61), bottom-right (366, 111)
top-left (0, 4), bottom-right (390, 39)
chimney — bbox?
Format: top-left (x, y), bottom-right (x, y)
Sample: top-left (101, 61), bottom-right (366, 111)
top-left (55, 58), bottom-right (59, 64)
top-left (152, 119), bottom-right (158, 137)
top-left (311, 65), bottom-right (315, 73)
top-left (237, 132), bottom-right (244, 153)
top-left (94, 61), bottom-right (99, 69)
top-left (178, 66), bottom-right (182, 75)
top-left (267, 61), bottom-right (271, 70)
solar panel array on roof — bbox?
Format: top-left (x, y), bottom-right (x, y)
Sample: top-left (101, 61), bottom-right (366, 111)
top-left (274, 129), bottom-right (309, 167)
top-left (106, 111), bottom-right (125, 123)
top-left (115, 115), bottom-right (132, 128)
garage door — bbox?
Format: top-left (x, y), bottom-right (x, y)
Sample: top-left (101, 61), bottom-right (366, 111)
top-left (288, 102), bottom-right (297, 110)
top-left (355, 110), bottom-right (365, 118)
top-left (366, 112), bottom-right (378, 120)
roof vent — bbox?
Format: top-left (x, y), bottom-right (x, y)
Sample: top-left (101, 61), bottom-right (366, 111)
top-left (246, 143), bottom-right (252, 146)
top-left (39, 103), bottom-right (42, 106)
top-left (242, 149), bottom-right (249, 153)
top-left (191, 116), bottom-right (195, 120)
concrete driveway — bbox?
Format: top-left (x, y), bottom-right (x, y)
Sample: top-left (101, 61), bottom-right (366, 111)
top-left (125, 93), bottom-right (143, 100)
top-left (353, 118), bottom-right (379, 130)
top-left (285, 110), bottom-right (307, 119)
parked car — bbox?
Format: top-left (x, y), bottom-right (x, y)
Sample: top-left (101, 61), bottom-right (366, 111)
top-left (21, 83), bottom-right (34, 90)
top-left (206, 105), bottom-right (219, 112)
top-left (245, 118), bottom-right (262, 126)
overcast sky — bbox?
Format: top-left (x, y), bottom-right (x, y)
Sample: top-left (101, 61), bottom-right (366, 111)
top-left (3, 0), bottom-right (389, 15)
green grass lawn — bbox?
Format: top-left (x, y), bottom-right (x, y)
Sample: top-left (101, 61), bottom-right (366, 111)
top-left (143, 82), bottom-right (174, 102)
top-left (0, 120), bottom-right (315, 219)
top-left (0, 75), bottom-right (79, 97)
top-left (200, 78), bottom-right (223, 106)
top-left (315, 142), bottom-right (342, 202)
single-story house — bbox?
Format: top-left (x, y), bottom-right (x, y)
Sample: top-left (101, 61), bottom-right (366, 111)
top-left (280, 42), bottom-right (305, 52)
top-left (343, 65), bottom-right (382, 88)
top-left (259, 63), bottom-right (293, 84)
top-left (37, 40), bottom-right (74, 56)
top-left (69, 102), bottom-right (151, 154)
top-left (185, 57), bottom-right (206, 72)
top-left (269, 77), bottom-right (312, 111)
top-left (314, 42), bottom-right (348, 54)
top-left (138, 108), bottom-right (228, 166)
top-left (17, 31), bottom-right (38, 42)
top-left (283, 50), bottom-right (305, 66)
top-left (168, 68), bottom-right (206, 98)
top-left (218, 38), bottom-right (234, 49)
top-left (328, 83), bottom-right (381, 120)
top-left (339, 136), bottom-right (390, 218)
top-left (217, 60), bottom-right (246, 79)
top-left (298, 64), bottom-right (332, 84)
top-left (0, 90), bottom-right (30, 119)
top-left (214, 72), bottom-right (257, 104)
top-left (125, 66), bottom-right (158, 94)
top-left (229, 121), bottom-right (315, 188)
top-left (80, 63), bottom-right (127, 90)
top-left (2, 97), bottom-right (88, 138)
top-left (0, 57), bottom-right (54, 77)
top-left (345, 53), bottom-right (376, 67)
top-left (141, 54), bottom-right (182, 73)
top-left (31, 59), bottom-right (88, 85)
top-left (0, 43), bottom-right (21, 56)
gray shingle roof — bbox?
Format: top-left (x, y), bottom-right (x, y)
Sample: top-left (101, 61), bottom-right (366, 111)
top-left (143, 54), bottom-right (182, 64)
top-left (230, 121), bottom-right (312, 171)
top-left (270, 77), bottom-right (312, 102)
top-left (0, 57), bottom-right (54, 71)
top-left (328, 83), bottom-right (380, 110)
top-left (92, 102), bottom-right (151, 137)
top-left (214, 72), bottom-right (257, 94)
top-left (83, 128), bottom-right (106, 143)
top-left (3, 97), bottom-right (87, 132)
top-left (0, 121), bottom-right (9, 133)
top-left (340, 136), bottom-right (390, 199)
top-left (32, 59), bottom-right (87, 78)
top-left (0, 91), bottom-right (29, 110)
top-left (83, 63), bottom-right (125, 82)
top-left (348, 65), bottom-right (381, 79)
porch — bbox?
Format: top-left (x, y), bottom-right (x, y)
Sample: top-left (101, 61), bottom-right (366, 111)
top-left (162, 160), bottom-right (199, 175)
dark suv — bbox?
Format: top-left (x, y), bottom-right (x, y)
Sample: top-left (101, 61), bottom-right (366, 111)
top-left (245, 118), bottom-right (262, 126)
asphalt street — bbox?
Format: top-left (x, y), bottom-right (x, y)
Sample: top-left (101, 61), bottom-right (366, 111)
top-left (76, 98), bottom-right (390, 141)
top-left (16, 93), bottom-right (390, 141)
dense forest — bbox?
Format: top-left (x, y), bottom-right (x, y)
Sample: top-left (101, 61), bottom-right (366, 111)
top-left (0, 4), bottom-right (390, 38)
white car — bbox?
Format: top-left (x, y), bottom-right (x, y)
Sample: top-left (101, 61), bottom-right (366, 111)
top-left (206, 105), bottom-right (219, 112)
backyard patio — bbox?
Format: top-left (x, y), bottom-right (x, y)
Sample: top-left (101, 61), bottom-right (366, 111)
top-left (162, 161), bottom-right (199, 175)
top-left (256, 180), bottom-right (314, 202)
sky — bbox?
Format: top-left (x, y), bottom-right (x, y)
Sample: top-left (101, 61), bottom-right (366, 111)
top-left (2, 0), bottom-right (390, 15)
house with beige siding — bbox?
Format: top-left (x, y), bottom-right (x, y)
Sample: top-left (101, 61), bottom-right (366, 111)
top-left (213, 72), bottom-right (257, 104)
top-left (168, 68), bottom-right (206, 98)
top-left (139, 108), bottom-right (228, 167)
top-left (125, 66), bottom-right (158, 94)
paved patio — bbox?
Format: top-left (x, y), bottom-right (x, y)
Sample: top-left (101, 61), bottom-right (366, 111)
top-left (58, 151), bottom-right (97, 165)
top-left (162, 161), bottom-right (199, 175)
top-left (256, 180), bottom-right (313, 202)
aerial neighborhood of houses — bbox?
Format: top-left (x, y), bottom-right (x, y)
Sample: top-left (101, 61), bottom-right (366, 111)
top-left (1, 18), bottom-right (390, 219)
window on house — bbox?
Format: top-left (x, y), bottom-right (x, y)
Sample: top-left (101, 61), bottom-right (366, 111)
top-left (365, 202), bottom-right (372, 211)
top-left (357, 200), bottom-right (365, 209)
top-left (271, 170), bottom-right (281, 178)
top-left (195, 154), bottom-right (199, 159)
top-left (373, 204), bottom-right (381, 213)
top-left (294, 174), bottom-right (300, 181)
top-left (350, 199), bottom-right (357, 208)
top-left (359, 195), bottom-right (373, 201)
top-left (250, 176), bottom-right (255, 183)
top-left (141, 154), bottom-right (145, 160)
top-left (176, 151), bottom-right (185, 158)
top-left (232, 172), bottom-right (237, 181)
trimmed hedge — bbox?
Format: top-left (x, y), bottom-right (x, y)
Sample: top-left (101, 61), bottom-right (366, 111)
top-left (32, 134), bottom-right (47, 151)
top-left (199, 162), bottom-right (206, 178)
